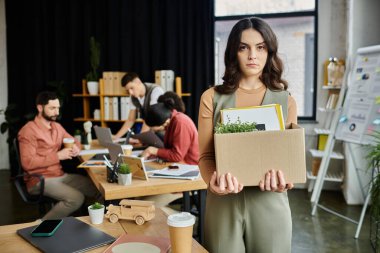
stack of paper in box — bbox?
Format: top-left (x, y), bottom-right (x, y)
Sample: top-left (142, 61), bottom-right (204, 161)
top-left (214, 104), bottom-right (306, 186)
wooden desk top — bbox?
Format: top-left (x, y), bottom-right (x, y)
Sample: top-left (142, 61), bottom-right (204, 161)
top-left (0, 209), bottom-right (208, 252)
top-left (79, 142), bottom-right (207, 200)
top-left (86, 166), bottom-right (207, 200)
top-left (119, 208), bottom-right (208, 252)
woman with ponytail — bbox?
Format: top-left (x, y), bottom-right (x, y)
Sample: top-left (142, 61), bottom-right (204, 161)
top-left (140, 92), bottom-right (199, 165)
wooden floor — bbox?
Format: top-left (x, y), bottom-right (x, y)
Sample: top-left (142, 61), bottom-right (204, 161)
top-left (0, 169), bottom-right (374, 253)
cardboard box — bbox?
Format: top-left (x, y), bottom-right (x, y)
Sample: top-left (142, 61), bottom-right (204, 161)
top-left (214, 123), bottom-right (306, 186)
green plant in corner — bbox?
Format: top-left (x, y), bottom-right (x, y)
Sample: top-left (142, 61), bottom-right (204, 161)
top-left (366, 130), bottom-right (380, 249)
top-left (86, 36), bottom-right (101, 82)
top-left (118, 163), bottom-right (131, 174)
top-left (90, 202), bottom-right (104, 210)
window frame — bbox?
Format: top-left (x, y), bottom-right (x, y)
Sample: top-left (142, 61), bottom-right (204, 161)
top-left (214, 0), bottom-right (318, 121)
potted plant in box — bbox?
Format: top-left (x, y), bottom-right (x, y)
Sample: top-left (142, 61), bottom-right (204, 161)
top-left (118, 163), bottom-right (132, 186)
top-left (86, 36), bottom-right (101, 95)
top-left (88, 202), bottom-right (105, 225)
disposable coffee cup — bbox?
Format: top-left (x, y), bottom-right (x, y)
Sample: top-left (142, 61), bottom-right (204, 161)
top-left (167, 212), bottom-right (195, 253)
top-left (63, 138), bottom-right (75, 149)
top-left (121, 144), bottom-right (133, 156)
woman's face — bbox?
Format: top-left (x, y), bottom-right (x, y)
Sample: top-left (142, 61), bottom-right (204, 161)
top-left (237, 28), bottom-right (268, 78)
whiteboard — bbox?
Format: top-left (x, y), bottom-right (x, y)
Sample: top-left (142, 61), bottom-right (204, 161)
top-left (335, 45), bottom-right (380, 145)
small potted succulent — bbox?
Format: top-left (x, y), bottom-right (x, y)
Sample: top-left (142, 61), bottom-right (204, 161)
top-left (88, 202), bottom-right (105, 225)
top-left (118, 163), bottom-right (132, 186)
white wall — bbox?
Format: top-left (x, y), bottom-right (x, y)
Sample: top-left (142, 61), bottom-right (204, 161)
top-left (298, 0), bottom-right (347, 189)
top-left (0, 0), bottom-right (9, 170)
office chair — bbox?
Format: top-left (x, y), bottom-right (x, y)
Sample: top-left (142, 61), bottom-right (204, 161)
top-left (12, 138), bottom-right (55, 216)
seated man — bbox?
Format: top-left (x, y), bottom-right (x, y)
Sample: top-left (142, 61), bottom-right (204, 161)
top-left (18, 91), bottom-right (98, 219)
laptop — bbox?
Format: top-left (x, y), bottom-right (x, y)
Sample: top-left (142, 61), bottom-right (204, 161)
top-left (93, 126), bottom-right (126, 147)
top-left (17, 217), bottom-right (115, 253)
top-left (132, 130), bottom-right (164, 148)
top-left (121, 155), bottom-right (150, 181)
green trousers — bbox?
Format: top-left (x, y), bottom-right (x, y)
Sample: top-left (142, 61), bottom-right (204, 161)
top-left (204, 187), bottom-right (292, 253)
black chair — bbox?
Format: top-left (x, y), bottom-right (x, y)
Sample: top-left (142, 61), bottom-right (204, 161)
top-left (12, 138), bottom-right (55, 216)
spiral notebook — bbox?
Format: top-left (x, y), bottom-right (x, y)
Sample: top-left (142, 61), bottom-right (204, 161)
top-left (17, 217), bottom-right (115, 253)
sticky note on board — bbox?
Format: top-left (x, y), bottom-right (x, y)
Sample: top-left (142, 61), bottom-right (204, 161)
top-left (339, 116), bottom-right (348, 123)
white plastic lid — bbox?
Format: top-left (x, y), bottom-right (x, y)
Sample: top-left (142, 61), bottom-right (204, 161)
top-left (121, 144), bottom-right (133, 149)
top-left (167, 212), bottom-right (195, 227)
top-left (63, 138), bottom-right (74, 143)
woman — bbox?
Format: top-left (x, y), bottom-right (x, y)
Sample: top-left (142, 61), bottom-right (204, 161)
top-left (198, 17), bottom-right (297, 253)
top-left (140, 94), bottom-right (198, 165)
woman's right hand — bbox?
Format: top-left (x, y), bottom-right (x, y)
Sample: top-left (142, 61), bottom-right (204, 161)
top-left (209, 171), bottom-right (244, 195)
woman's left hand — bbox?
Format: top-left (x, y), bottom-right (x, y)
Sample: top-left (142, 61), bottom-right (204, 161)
top-left (141, 146), bottom-right (158, 159)
top-left (259, 169), bottom-right (294, 193)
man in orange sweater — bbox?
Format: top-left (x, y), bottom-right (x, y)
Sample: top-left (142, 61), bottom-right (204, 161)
top-left (18, 91), bottom-right (97, 219)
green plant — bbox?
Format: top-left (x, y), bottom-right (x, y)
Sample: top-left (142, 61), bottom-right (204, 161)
top-left (366, 131), bottom-right (380, 219)
top-left (214, 117), bottom-right (258, 134)
top-left (90, 202), bottom-right (104, 210)
top-left (118, 163), bottom-right (131, 174)
top-left (86, 36), bottom-right (101, 82)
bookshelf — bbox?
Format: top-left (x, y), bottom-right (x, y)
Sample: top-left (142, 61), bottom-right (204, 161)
top-left (73, 75), bottom-right (191, 128)
top-left (73, 79), bottom-right (129, 127)
top-left (306, 58), bottom-right (345, 191)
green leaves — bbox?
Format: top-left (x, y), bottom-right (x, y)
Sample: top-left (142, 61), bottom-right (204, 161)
top-left (86, 36), bottom-right (101, 81)
top-left (118, 163), bottom-right (131, 174)
top-left (90, 202), bottom-right (104, 210)
top-left (214, 117), bottom-right (257, 134)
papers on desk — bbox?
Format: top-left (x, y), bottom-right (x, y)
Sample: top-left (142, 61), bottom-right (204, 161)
top-left (148, 164), bottom-right (200, 180)
top-left (79, 148), bottom-right (109, 156)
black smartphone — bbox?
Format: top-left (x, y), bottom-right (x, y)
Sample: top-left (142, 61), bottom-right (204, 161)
top-left (31, 219), bottom-right (63, 237)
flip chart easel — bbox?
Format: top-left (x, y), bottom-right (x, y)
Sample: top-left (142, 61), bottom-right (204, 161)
top-left (311, 45), bottom-right (380, 239)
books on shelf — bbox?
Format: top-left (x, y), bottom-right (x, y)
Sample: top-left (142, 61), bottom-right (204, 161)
top-left (155, 70), bottom-right (175, 92)
top-left (326, 94), bottom-right (339, 109)
top-left (103, 96), bottom-right (131, 121)
top-left (103, 233), bottom-right (170, 253)
top-left (220, 104), bottom-right (285, 131)
top-left (103, 71), bottom-right (127, 95)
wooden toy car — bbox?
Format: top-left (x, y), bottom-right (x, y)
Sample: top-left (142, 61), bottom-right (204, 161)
top-left (105, 199), bottom-right (155, 225)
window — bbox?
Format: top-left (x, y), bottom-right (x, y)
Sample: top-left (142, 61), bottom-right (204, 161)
top-left (214, 0), bottom-right (317, 119)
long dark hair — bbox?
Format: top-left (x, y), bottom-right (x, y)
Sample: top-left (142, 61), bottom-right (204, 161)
top-left (145, 97), bottom-right (177, 127)
top-left (215, 17), bottom-right (288, 94)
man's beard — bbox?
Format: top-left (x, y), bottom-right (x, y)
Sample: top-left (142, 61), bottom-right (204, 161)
top-left (42, 110), bottom-right (58, 121)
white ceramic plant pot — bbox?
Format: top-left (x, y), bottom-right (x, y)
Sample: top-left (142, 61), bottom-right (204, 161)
top-left (88, 205), bottom-right (105, 224)
top-left (118, 173), bottom-right (132, 185)
top-left (87, 81), bottom-right (99, 95)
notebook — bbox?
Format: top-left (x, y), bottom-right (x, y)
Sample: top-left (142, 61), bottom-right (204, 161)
top-left (93, 126), bottom-right (126, 147)
top-left (149, 163), bottom-right (200, 180)
top-left (17, 217), bottom-right (115, 253)
top-left (132, 130), bottom-right (164, 148)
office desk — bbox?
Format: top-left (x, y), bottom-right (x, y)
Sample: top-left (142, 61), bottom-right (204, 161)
top-left (85, 165), bottom-right (207, 244)
top-left (0, 209), bottom-right (207, 252)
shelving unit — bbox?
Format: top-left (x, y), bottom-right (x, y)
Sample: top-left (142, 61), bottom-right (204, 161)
top-left (73, 77), bottom-right (191, 129)
top-left (307, 61), bottom-right (345, 192)
top-left (73, 79), bottom-right (129, 127)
